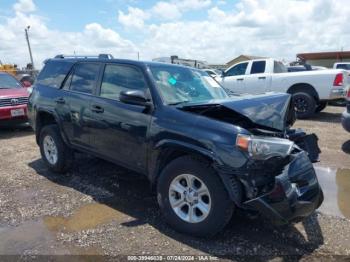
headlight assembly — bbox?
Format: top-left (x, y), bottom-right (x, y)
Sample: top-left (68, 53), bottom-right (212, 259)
top-left (236, 134), bottom-right (294, 160)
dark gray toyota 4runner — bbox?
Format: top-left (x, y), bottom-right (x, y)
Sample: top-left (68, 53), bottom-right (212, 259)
top-left (28, 54), bottom-right (323, 237)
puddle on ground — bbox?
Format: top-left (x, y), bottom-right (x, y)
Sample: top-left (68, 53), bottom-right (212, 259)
top-left (0, 203), bottom-right (123, 255)
top-left (44, 203), bottom-right (127, 232)
top-left (315, 166), bottom-right (350, 219)
top-left (0, 220), bottom-right (70, 255)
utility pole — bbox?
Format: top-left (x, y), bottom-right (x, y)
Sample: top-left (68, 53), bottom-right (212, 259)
top-left (25, 26), bottom-right (34, 69)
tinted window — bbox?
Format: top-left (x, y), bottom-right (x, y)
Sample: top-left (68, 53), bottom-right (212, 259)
top-left (37, 61), bottom-right (72, 88)
top-left (70, 63), bottom-right (100, 94)
top-left (250, 61), bottom-right (266, 74)
top-left (274, 61), bottom-right (287, 73)
top-left (100, 64), bottom-right (147, 100)
top-left (0, 74), bottom-right (22, 89)
top-left (225, 62), bottom-right (248, 77)
top-left (336, 64), bottom-right (350, 70)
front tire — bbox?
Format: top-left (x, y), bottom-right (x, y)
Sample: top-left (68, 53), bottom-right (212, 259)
top-left (157, 156), bottom-right (235, 237)
top-left (39, 124), bottom-right (73, 173)
top-left (293, 92), bottom-right (316, 119)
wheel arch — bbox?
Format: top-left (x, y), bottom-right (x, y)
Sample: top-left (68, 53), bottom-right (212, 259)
top-left (287, 83), bottom-right (319, 103)
top-left (150, 140), bottom-right (242, 206)
top-left (35, 109), bottom-right (68, 145)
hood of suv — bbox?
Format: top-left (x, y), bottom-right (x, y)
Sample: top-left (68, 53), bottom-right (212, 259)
top-left (0, 88), bottom-right (29, 99)
top-left (180, 93), bottom-right (296, 132)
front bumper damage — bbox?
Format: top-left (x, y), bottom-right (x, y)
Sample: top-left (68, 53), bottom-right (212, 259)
top-left (242, 151), bottom-right (323, 225)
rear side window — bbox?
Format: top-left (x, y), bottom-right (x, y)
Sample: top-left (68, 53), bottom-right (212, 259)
top-left (69, 63), bottom-right (101, 94)
top-left (100, 64), bottom-right (147, 100)
top-left (250, 61), bottom-right (266, 74)
top-left (336, 64), bottom-right (350, 70)
top-left (274, 61), bottom-right (287, 73)
top-left (36, 61), bottom-right (72, 88)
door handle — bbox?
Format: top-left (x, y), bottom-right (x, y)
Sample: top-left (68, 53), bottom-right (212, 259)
top-left (237, 78), bottom-right (244, 81)
top-left (258, 76), bottom-right (266, 79)
top-left (55, 97), bottom-right (66, 104)
top-left (91, 104), bottom-right (104, 113)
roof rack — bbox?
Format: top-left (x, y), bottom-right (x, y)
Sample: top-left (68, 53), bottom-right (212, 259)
top-left (54, 54), bottom-right (114, 59)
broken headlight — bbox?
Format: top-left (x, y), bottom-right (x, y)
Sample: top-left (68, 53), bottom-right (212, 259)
top-left (236, 134), bottom-right (294, 160)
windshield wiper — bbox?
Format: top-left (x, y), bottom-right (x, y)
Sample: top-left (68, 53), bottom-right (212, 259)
top-left (168, 100), bottom-right (190, 106)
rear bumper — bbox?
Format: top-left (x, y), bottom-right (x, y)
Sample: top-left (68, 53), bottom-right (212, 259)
top-left (329, 88), bottom-right (347, 100)
top-left (0, 104), bottom-right (28, 123)
top-left (243, 152), bottom-right (323, 225)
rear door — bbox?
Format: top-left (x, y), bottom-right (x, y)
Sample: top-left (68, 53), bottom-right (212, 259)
top-left (243, 60), bottom-right (271, 94)
top-left (59, 62), bottom-right (102, 149)
top-left (220, 62), bottom-right (249, 94)
top-left (89, 63), bottom-right (152, 172)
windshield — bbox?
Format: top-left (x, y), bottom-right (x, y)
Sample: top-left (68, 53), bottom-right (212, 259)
top-left (149, 64), bottom-right (228, 105)
top-left (0, 74), bottom-right (22, 89)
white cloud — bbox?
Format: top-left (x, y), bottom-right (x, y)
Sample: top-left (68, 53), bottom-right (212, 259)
top-left (176, 0), bottom-right (212, 11)
top-left (13, 0), bottom-right (36, 13)
top-left (152, 2), bottom-right (182, 21)
top-left (0, 1), bottom-right (137, 68)
top-left (118, 7), bottom-right (150, 29)
top-left (2, 0), bottom-right (350, 68)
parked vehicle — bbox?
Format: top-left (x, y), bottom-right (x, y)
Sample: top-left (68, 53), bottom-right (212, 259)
top-left (0, 72), bottom-right (30, 125)
top-left (203, 68), bottom-right (223, 78)
top-left (218, 58), bottom-right (349, 118)
top-left (28, 55), bottom-right (323, 237)
top-left (17, 74), bottom-right (35, 87)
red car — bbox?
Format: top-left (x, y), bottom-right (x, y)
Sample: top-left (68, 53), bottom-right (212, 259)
top-left (0, 72), bottom-right (30, 125)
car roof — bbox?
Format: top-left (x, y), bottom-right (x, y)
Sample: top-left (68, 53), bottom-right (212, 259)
top-left (47, 58), bottom-right (201, 70)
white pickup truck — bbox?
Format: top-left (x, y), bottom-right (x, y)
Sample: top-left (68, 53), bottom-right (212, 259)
top-left (218, 58), bottom-right (349, 118)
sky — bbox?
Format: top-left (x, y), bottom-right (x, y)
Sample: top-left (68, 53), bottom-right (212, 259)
top-left (0, 0), bottom-right (349, 68)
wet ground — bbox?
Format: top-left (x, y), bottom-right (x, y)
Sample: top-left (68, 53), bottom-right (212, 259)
top-left (0, 106), bottom-right (350, 260)
top-left (315, 167), bottom-right (350, 220)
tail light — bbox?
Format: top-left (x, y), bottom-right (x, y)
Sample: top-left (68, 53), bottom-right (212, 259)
top-left (347, 89), bottom-right (350, 98)
top-left (333, 73), bottom-right (343, 86)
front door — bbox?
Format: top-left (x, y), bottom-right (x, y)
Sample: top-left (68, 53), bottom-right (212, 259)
top-left (89, 63), bottom-right (152, 172)
top-left (219, 62), bottom-right (248, 94)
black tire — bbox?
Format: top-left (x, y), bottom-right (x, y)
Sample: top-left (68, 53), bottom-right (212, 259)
top-left (157, 155), bottom-right (236, 237)
top-left (292, 92), bottom-right (316, 119)
top-left (315, 101), bottom-right (327, 113)
top-left (39, 124), bottom-right (73, 173)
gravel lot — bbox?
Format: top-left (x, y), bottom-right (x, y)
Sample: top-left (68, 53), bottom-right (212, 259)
top-left (0, 106), bottom-right (349, 260)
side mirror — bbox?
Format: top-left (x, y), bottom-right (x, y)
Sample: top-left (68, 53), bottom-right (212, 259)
top-left (119, 90), bottom-right (151, 107)
top-left (22, 80), bottom-right (32, 88)
top-left (221, 71), bottom-right (226, 77)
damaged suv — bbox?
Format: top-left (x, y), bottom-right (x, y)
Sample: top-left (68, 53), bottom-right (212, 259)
top-left (28, 55), bottom-right (323, 237)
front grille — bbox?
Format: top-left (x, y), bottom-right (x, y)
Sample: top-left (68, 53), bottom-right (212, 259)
top-left (0, 97), bottom-right (28, 107)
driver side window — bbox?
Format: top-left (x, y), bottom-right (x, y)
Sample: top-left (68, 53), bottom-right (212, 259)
top-left (225, 62), bottom-right (248, 77)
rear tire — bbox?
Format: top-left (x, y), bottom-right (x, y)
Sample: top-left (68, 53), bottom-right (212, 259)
top-left (39, 124), bottom-right (73, 173)
top-left (292, 92), bottom-right (316, 119)
top-left (315, 101), bottom-right (327, 113)
top-left (157, 155), bottom-right (235, 237)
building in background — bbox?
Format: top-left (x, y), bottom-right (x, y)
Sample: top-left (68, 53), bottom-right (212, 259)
top-left (297, 51), bottom-right (350, 68)
top-left (226, 54), bottom-right (266, 68)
